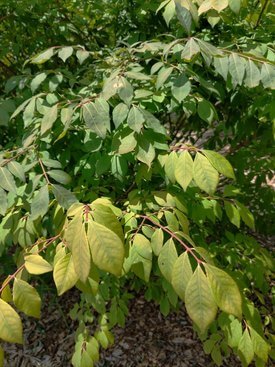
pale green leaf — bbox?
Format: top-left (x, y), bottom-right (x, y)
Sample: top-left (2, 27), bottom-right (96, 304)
top-left (250, 328), bottom-right (270, 363)
top-left (25, 254), bottom-right (53, 275)
top-left (7, 161), bottom-right (26, 182)
top-left (47, 170), bottom-right (71, 185)
top-left (163, 0), bottom-right (176, 26)
top-left (244, 60), bottom-right (261, 88)
top-left (87, 221), bottom-right (124, 276)
top-left (235, 201), bottom-right (255, 230)
top-left (164, 151), bottom-right (178, 183)
top-left (175, 0), bottom-right (192, 34)
top-left (31, 48), bottom-right (54, 64)
top-left (82, 98), bottom-right (110, 138)
top-left (117, 76), bottom-right (133, 105)
top-left (30, 72), bottom-right (47, 93)
top-left (53, 253), bottom-right (79, 295)
top-left (150, 228), bottom-right (164, 256)
top-left (172, 252), bottom-right (193, 300)
top-left (171, 75), bottom-right (191, 103)
top-left (175, 150), bottom-right (193, 190)
top-left (58, 46), bottom-right (73, 62)
top-left (205, 264), bottom-right (242, 318)
top-left (52, 184), bottom-right (78, 209)
top-left (127, 106), bottom-right (145, 132)
top-left (76, 49), bottom-right (90, 64)
top-left (224, 201), bottom-right (240, 228)
top-left (158, 238), bottom-right (178, 282)
top-left (193, 153), bottom-right (219, 194)
top-left (130, 234), bottom-right (152, 282)
top-left (30, 185), bottom-right (49, 220)
top-left (0, 166), bottom-right (17, 193)
top-left (226, 318), bottom-right (243, 348)
top-left (202, 150), bottom-right (235, 179)
top-left (156, 67), bottom-right (173, 90)
top-left (113, 103), bottom-right (129, 129)
top-left (185, 266), bottom-right (217, 333)
top-left (214, 56), bottom-right (229, 80)
top-left (229, 54), bottom-right (246, 86)
top-left (228, 0), bottom-right (241, 13)
top-left (136, 138), bottom-right (155, 167)
top-left (0, 298), bottom-right (23, 344)
top-left (238, 329), bottom-right (254, 366)
top-left (13, 278), bottom-right (41, 318)
top-left (197, 99), bottom-right (217, 124)
top-left (261, 63), bottom-right (275, 89)
top-left (41, 103), bottom-right (58, 135)
top-left (181, 38), bottom-right (200, 61)
top-left (0, 187), bottom-right (8, 216)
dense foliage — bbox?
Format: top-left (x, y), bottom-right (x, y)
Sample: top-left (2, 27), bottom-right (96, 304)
top-left (0, 1), bottom-right (274, 366)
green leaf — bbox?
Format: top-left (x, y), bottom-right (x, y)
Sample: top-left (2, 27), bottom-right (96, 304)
top-left (214, 56), bottom-right (229, 80)
top-left (162, 0), bottom-right (175, 26)
top-left (224, 201), bottom-right (240, 228)
top-left (185, 266), bottom-right (217, 333)
top-left (0, 188), bottom-right (8, 216)
top-left (117, 77), bottom-right (133, 105)
top-left (205, 264), bottom-right (242, 318)
top-left (136, 137), bottom-right (155, 167)
top-left (197, 99), bottom-right (217, 124)
top-left (31, 48), bottom-right (54, 64)
top-left (156, 67), bottom-right (173, 90)
top-left (175, 0), bottom-right (192, 34)
top-left (71, 224), bottom-right (91, 283)
top-left (30, 72), bottom-right (47, 93)
top-left (238, 329), bottom-right (254, 366)
top-left (181, 38), bottom-right (200, 61)
top-left (82, 98), bottom-right (110, 138)
top-left (150, 228), bottom-right (164, 256)
top-left (53, 253), bottom-right (79, 295)
top-left (226, 318), bottom-right (243, 348)
top-left (229, 54), bottom-right (246, 86)
top-left (25, 254), bottom-right (53, 275)
top-left (0, 166), bottom-right (17, 193)
top-left (127, 106), bottom-right (145, 132)
top-left (164, 151), bottom-right (178, 183)
top-left (0, 298), bottom-right (23, 344)
top-left (130, 234), bottom-right (152, 282)
top-left (58, 46), bottom-right (73, 62)
top-left (172, 252), bottom-right (193, 301)
top-left (158, 238), bottom-right (178, 282)
top-left (13, 278), bottom-right (41, 318)
top-left (199, 0), bottom-right (229, 15)
top-left (76, 49), bottom-right (90, 64)
top-left (47, 170), bottom-right (71, 185)
top-left (244, 60), bottom-right (261, 88)
top-left (30, 185), bottom-right (49, 220)
top-left (202, 150), bottom-right (235, 179)
top-left (113, 103), bottom-right (129, 129)
top-left (193, 153), bottom-right (219, 194)
top-left (52, 184), bottom-right (78, 209)
top-left (7, 161), bottom-right (26, 182)
top-left (41, 103), bottom-right (58, 135)
top-left (175, 150), bottom-right (193, 190)
top-left (261, 63), bottom-right (275, 89)
top-left (87, 221), bottom-right (124, 276)
top-left (235, 201), bottom-right (255, 230)
top-left (250, 328), bottom-right (270, 363)
top-left (171, 75), bottom-right (191, 103)
top-left (228, 0), bottom-right (241, 13)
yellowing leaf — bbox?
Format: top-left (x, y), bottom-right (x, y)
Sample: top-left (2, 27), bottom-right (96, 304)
top-left (25, 254), bottom-right (53, 275)
top-left (71, 224), bottom-right (91, 282)
top-left (205, 264), bottom-right (242, 319)
top-left (130, 234), bottom-right (152, 282)
top-left (158, 238), bottom-right (178, 282)
top-left (53, 253), bottom-right (79, 295)
top-left (175, 150), bottom-right (193, 190)
top-left (238, 329), bottom-right (254, 366)
top-left (172, 252), bottom-right (193, 300)
top-left (185, 266), bottom-right (217, 333)
top-left (0, 298), bottom-right (23, 344)
top-left (13, 278), bottom-right (41, 318)
top-left (224, 201), bottom-right (240, 228)
top-left (250, 328), bottom-right (270, 363)
top-left (87, 221), bottom-right (124, 276)
top-left (193, 153), bottom-right (219, 194)
top-left (202, 150), bottom-right (235, 179)
top-left (164, 151), bottom-right (178, 183)
top-left (150, 228), bottom-right (164, 256)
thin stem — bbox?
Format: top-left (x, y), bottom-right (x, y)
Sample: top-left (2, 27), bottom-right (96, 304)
top-left (139, 214), bottom-right (203, 264)
top-left (0, 146), bottom-right (35, 167)
top-left (38, 158), bottom-right (51, 185)
top-left (255, 0), bottom-right (269, 29)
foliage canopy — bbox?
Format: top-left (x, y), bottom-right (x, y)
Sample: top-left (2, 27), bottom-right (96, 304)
top-left (0, 1), bottom-right (274, 366)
